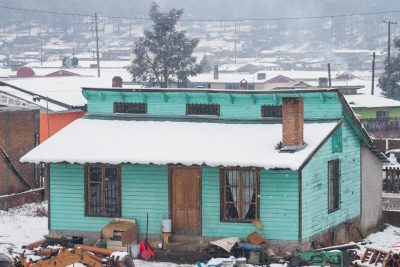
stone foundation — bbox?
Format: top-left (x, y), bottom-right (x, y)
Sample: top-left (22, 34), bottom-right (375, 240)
top-left (49, 217), bottom-right (363, 256)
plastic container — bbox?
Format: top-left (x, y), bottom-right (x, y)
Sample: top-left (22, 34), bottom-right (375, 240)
top-left (130, 244), bottom-right (140, 259)
top-left (162, 219), bottom-right (172, 233)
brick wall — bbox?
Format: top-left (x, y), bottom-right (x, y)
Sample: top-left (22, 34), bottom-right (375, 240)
top-left (0, 109), bottom-right (40, 195)
top-left (282, 97), bottom-right (304, 147)
top-left (0, 188), bottom-right (44, 210)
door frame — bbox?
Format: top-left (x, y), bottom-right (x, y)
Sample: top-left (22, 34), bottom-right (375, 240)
top-left (168, 165), bottom-right (202, 235)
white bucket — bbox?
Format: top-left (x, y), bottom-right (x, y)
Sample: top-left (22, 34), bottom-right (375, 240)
top-left (130, 244), bottom-right (140, 259)
top-left (162, 219), bottom-right (172, 233)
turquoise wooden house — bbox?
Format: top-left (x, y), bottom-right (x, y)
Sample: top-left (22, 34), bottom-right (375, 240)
top-left (21, 87), bottom-right (383, 247)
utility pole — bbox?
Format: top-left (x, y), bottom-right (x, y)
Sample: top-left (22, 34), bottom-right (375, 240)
top-left (95, 13), bottom-right (101, 77)
top-left (384, 20), bottom-right (397, 63)
top-left (383, 20), bottom-right (397, 97)
top-left (234, 40), bottom-right (237, 64)
top-left (371, 52), bottom-right (376, 95)
top-left (40, 37), bottom-right (43, 66)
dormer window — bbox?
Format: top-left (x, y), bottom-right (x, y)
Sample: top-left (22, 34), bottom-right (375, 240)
top-left (114, 102), bottom-right (147, 114)
top-left (186, 103), bottom-right (220, 116)
top-left (261, 105), bottom-right (282, 118)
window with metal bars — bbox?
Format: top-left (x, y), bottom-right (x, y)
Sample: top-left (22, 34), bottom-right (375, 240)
top-left (85, 165), bottom-right (121, 217)
top-left (328, 159), bottom-right (340, 213)
top-left (261, 105), bottom-right (282, 118)
top-left (113, 102), bottom-right (147, 114)
top-left (220, 167), bottom-right (259, 222)
top-left (186, 103), bottom-right (220, 116)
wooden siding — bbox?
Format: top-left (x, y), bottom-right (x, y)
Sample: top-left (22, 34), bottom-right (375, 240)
top-left (50, 164), bottom-right (114, 231)
top-left (50, 164), bottom-right (168, 234)
top-left (301, 120), bottom-right (361, 239)
top-left (202, 167), bottom-right (299, 240)
top-left (85, 91), bottom-right (342, 119)
top-left (50, 163), bottom-right (298, 239)
top-left (120, 165), bottom-right (168, 235)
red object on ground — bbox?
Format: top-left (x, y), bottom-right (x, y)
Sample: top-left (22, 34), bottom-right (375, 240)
top-left (139, 242), bottom-right (154, 260)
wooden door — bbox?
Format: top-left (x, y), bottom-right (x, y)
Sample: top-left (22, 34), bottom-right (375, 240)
top-left (170, 167), bottom-right (201, 235)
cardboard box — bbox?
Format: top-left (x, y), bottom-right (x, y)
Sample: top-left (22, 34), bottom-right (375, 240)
top-left (101, 219), bottom-right (137, 247)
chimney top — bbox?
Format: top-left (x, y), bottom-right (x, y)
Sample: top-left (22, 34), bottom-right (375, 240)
top-left (213, 65), bottom-right (219, 80)
top-left (112, 76), bottom-right (123, 88)
top-left (281, 97), bottom-right (304, 151)
top-left (318, 77), bottom-right (328, 87)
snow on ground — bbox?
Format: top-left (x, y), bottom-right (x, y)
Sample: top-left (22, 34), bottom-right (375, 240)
top-left (2, 201), bottom-right (400, 267)
top-left (0, 202), bottom-right (48, 249)
top-left (363, 225), bottom-right (400, 248)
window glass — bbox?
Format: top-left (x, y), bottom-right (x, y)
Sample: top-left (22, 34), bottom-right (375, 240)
top-left (87, 165), bottom-right (120, 217)
top-left (221, 168), bottom-right (259, 222)
top-left (114, 102), bottom-right (147, 114)
top-left (186, 103), bottom-right (220, 116)
top-left (261, 105), bottom-right (282, 118)
top-left (328, 160), bottom-right (340, 212)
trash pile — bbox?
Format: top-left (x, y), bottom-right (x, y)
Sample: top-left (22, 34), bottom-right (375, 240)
top-left (0, 238), bottom-right (134, 267)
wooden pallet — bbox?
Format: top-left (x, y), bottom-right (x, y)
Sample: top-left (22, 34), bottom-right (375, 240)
top-left (356, 246), bottom-right (392, 267)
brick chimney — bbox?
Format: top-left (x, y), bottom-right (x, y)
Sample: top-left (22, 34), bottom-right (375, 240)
top-left (112, 76), bottom-right (123, 88)
top-left (318, 77), bottom-right (328, 87)
top-left (282, 97), bottom-right (304, 149)
top-left (213, 65), bottom-right (219, 80)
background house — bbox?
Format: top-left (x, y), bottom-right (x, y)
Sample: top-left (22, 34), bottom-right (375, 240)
top-left (21, 88), bottom-right (383, 248)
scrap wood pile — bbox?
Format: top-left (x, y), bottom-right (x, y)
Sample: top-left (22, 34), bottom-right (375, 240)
top-left (1, 239), bottom-right (134, 267)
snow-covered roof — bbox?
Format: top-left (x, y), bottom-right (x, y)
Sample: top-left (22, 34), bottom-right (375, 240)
top-left (0, 76), bottom-right (136, 111)
top-left (189, 72), bottom-right (269, 83)
top-left (26, 60), bottom-right (131, 69)
top-left (0, 86), bottom-right (65, 111)
top-left (345, 95), bottom-right (400, 108)
top-left (21, 119), bottom-right (339, 170)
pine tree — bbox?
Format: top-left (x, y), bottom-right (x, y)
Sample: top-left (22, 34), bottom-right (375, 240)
top-left (128, 3), bottom-right (201, 88)
top-left (379, 38), bottom-right (400, 99)
top-left (200, 55), bottom-right (212, 73)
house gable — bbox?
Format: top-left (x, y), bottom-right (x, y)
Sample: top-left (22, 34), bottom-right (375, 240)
top-left (266, 75), bottom-right (296, 83)
top-left (300, 120), bottom-right (361, 239)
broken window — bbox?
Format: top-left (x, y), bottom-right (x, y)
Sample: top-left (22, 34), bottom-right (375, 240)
top-left (114, 102), bottom-right (147, 114)
top-left (220, 167), bottom-right (259, 222)
top-left (85, 165), bottom-right (121, 217)
top-left (261, 105), bottom-right (282, 118)
top-left (186, 103), bottom-right (220, 116)
top-left (328, 159), bottom-right (340, 213)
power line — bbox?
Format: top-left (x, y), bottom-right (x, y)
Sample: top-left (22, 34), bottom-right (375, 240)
top-left (0, 4), bottom-right (400, 22)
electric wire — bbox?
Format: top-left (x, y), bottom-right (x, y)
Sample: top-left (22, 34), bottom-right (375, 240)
top-left (0, 4), bottom-right (400, 22)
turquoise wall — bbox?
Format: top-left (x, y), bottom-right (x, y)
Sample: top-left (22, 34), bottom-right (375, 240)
top-left (202, 167), bottom-right (299, 240)
top-left (50, 164), bottom-right (299, 240)
top-left (50, 164), bottom-right (169, 234)
top-left (83, 91), bottom-right (342, 119)
top-left (301, 120), bottom-right (361, 239)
